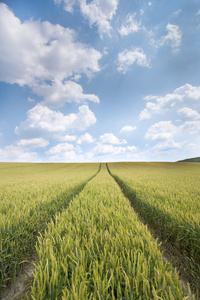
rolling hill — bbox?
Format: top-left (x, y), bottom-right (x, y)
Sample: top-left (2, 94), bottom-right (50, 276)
top-left (178, 156), bottom-right (200, 162)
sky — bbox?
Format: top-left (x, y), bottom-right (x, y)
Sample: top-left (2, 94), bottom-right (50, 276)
top-left (0, 0), bottom-right (200, 162)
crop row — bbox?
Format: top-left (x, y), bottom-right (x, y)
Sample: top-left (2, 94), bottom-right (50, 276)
top-left (30, 164), bottom-right (191, 299)
top-left (0, 163), bottom-right (99, 290)
top-left (107, 162), bottom-right (200, 291)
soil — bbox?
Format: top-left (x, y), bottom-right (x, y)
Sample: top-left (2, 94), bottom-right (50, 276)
top-left (0, 256), bottom-right (37, 300)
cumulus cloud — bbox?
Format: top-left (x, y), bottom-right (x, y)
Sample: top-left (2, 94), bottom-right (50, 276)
top-left (140, 84), bottom-right (200, 120)
top-left (127, 145), bottom-right (137, 152)
top-left (145, 121), bottom-right (178, 141)
top-left (0, 3), bottom-right (101, 106)
top-left (46, 142), bottom-right (84, 162)
top-left (91, 143), bottom-right (126, 155)
top-left (15, 104), bottom-right (96, 138)
top-left (150, 140), bottom-right (181, 152)
top-left (118, 47), bottom-right (149, 73)
top-left (87, 132), bottom-right (137, 159)
top-left (118, 13), bottom-right (140, 36)
top-left (180, 120), bottom-right (200, 135)
top-left (77, 133), bottom-right (95, 144)
top-left (88, 142), bottom-right (137, 158)
top-left (46, 142), bottom-right (74, 155)
top-left (120, 125), bottom-right (137, 134)
top-left (80, 0), bottom-right (118, 37)
top-left (85, 131), bottom-right (137, 159)
top-left (160, 23), bottom-right (182, 52)
top-left (139, 101), bottom-right (163, 120)
top-left (0, 145), bottom-right (40, 162)
top-left (175, 84), bottom-right (200, 100)
top-left (55, 0), bottom-right (118, 37)
top-left (17, 138), bottom-right (49, 148)
top-left (54, 134), bottom-right (77, 142)
top-left (177, 107), bottom-right (200, 121)
top-left (144, 117), bottom-right (200, 160)
top-left (99, 133), bottom-right (127, 144)
top-left (0, 3), bottom-right (101, 85)
top-left (144, 124), bottom-right (182, 160)
top-left (33, 79), bottom-right (100, 108)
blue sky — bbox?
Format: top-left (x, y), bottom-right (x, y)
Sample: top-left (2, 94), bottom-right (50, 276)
top-left (0, 0), bottom-right (200, 162)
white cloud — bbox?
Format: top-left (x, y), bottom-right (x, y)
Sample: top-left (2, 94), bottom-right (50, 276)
top-left (0, 145), bottom-right (40, 162)
top-left (87, 132), bottom-right (137, 159)
top-left (88, 142), bottom-right (137, 158)
top-left (86, 131), bottom-right (137, 159)
top-left (46, 142), bottom-right (83, 162)
top-left (99, 133), bottom-right (127, 144)
top-left (15, 104), bottom-right (96, 138)
top-left (0, 3), bottom-right (101, 105)
top-left (118, 47), bottom-right (149, 74)
top-left (55, 0), bottom-right (118, 37)
top-left (142, 122), bottom-right (200, 160)
top-left (91, 143), bottom-right (126, 155)
top-left (145, 121), bottom-right (177, 141)
top-left (46, 143), bottom-right (74, 155)
top-left (139, 101), bottom-right (163, 120)
top-left (54, 0), bottom-right (76, 13)
top-left (175, 84), bottom-right (200, 100)
top-left (118, 13), bottom-right (140, 36)
top-left (140, 84), bottom-right (200, 120)
top-left (177, 107), bottom-right (200, 121)
top-left (79, 0), bottom-right (118, 37)
top-left (160, 23), bottom-right (182, 52)
top-left (33, 79), bottom-right (100, 108)
top-left (127, 145), bottom-right (137, 152)
top-left (183, 138), bottom-right (200, 158)
top-left (17, 138), bottom-right (49, 148)
top-left (54, 134), bottom-right (77, 142)
top-left (144, 117), bottom-right (200, 160)
top-left (77, 133), bottom-right (95, 144)
top-left (120, 125), bottom-right (137, 134)
top-left (150, 139), bottom-right (181, 152)
top-left (180, 120), bottom-right (200, 135)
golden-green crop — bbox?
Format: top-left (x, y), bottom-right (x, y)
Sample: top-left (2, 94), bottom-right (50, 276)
top-left (31, 164), bottom-right (193, 299)
top-left (0, 163), bottom-right (99, 290)
top-left (108, 162), bottom-right (200, 291)
top-left (1, 162), bottom-right (198, 298)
